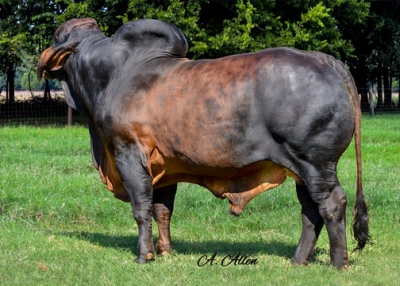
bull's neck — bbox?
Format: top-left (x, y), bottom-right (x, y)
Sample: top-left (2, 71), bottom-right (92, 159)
top-left (64, 33), bottom-right (114, 118)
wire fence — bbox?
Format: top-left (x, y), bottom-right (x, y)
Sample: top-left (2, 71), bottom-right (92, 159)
top-left (0, 88), bottom-right (399, 127)
top-left (0, 90), bottom-right (86, 127)
top-left (358, 87), bottom-right (400, 112)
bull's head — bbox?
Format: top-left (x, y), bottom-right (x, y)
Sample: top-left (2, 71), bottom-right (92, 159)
top-left (37, 18), bottom-right (100, 81)
top-left (37, 18), bottom-right (100, 113)
top-left (37, 18), bottom-right (188, 113)
top-left (37, 17), bottom-right (188, 82)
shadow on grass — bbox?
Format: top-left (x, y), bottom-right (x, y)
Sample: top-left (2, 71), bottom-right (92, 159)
top-left (58, 231), bottom-right (352, 266)
top-left (59, 231), bottom-right (296, 259)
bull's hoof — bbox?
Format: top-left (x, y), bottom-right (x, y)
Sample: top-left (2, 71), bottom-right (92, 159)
top-left (156, 243), bottom-right (173, 257)
top-left (330, 260), bottom-right (350, 270)
top-left (157, 248), bottom-right (177, 257)
top-left (135, 253), bottom-right (155, 263)
top-left (156, 250), bottom-right (168, 257)
top-left (330, 254), bottom-right (349, 270)
top-left (156, 249), bottom-right (170, 257)
top-left (290, 257), bottom-right (309, 267)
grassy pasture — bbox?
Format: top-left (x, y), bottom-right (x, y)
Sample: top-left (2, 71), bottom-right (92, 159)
top-left (0, 115), bottom-right (399, 285)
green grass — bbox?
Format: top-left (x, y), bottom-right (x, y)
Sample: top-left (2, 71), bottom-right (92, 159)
top-left (1, 114), bottom-right (400, 285)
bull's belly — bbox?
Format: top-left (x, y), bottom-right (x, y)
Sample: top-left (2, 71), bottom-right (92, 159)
top-left (98, 145), bottom-right (302, 214)
top-left (153, 160), bottom-right (302, 215)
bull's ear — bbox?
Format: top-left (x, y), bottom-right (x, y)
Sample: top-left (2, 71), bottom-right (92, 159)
top-left (37, 18), bottom-right (100, 81)
top-left (37, 41), bottom-right (79, 81)
top-left (60, 80), bottom-right (84, 113)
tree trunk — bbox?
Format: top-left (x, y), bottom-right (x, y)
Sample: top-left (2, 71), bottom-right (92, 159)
top-left (377, 73), bottom-right (383, 110)
top-left (44, 79), bottom-right (51, 101)
top-left (6, 68), bottom-right (15, 105)
top-left (360, 82), bottom-right (369, 111)
top-left (383, 67), bottom-right (391, 108)
top-left (368, 86), bottom-right (375, 117)
top-left (398, 77), bottom-right (400, 109)
top-left (352, 53), bottom-right (369, 111)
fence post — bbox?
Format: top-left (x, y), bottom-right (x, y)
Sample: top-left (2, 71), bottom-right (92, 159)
top-left (68, 106), bottom-right (73, 126)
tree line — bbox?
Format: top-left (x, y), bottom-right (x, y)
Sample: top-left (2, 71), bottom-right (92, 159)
top-left (1, 0), bottom-right (400, 110)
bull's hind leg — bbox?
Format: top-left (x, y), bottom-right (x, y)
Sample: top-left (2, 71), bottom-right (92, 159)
top-left (296, 177), bottom-right (349, 269)
top-left (153, 184), bottom-right (177, 256)
top-left (291, 183), bottom-right (324, 266)
top-left (317, 183), bottom-right (349, 268)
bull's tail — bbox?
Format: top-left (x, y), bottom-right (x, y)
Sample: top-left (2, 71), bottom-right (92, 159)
top-left (347, 72), bottom-right (371, 251)
top-left (333, 57), bottom-right (371, 251)
top-left (316, 51), bottom-right (371, 250)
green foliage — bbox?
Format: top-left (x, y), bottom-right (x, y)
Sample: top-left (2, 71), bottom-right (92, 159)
top-left (0, 32), bottom-right (28, 69)
top-left (122, 0), bottom-right (369, 60)
top-left (55, 0), bottom-right (94, 23)
top-left (206, 1), bottom-right (264, 56)
top-left (367, 2), bottom-right (400, 79)
top-left (268, 1), bottom-right (359, 59)
top-left (1, 0), bottom-right (399, 94)
top-left (53, 0), bottom-right (129, 35)
top-left (124, 0), bottom-right (207, 57)
top-left (124, 0), bottom-right (267, 58)
top-left (278, 3), bottom-right (341, 57)
top-left (16, 59), bottom-right (61, 90)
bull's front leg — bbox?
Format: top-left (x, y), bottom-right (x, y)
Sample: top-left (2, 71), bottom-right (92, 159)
top-left (153, 184), bottom-right (177, 256)
top-left (115, 147), bottom-right (155, 263)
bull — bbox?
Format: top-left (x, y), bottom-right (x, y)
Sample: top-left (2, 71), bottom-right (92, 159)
top-left (37, 18), bottom-right (370, 268)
